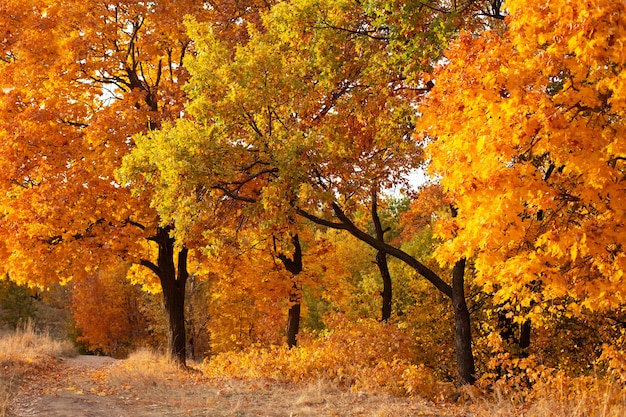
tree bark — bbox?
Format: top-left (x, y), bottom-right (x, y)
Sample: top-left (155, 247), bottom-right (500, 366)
top-left (376, 251), bottom-right (393, 322)
top-left (162, 271), bottom-right (187, 366)
top-left (127, 64), bottom-right (189, 365)
top-left (498, 308), bottom-right (532, 356)
top-left (452, 258), bottom-right (475, 385)
top-left (286, 301), bottom-right (301, 348)
top-left (277, 234), bottom-right (303, 348)
top-left (372, 187), bottom-right (392, 322)
top-left (141, 226), bottom-right (189, 367)
top-left (519, 319), bottom-right (531, 351)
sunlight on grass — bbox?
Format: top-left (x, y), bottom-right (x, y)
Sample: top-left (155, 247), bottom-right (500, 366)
top-left (0, 321), bottom-right (76, 361)
top-left (106, 348), bottom-right (180, 387)
top-left (105, 348), bottom-right (229, 413)
top-left (465, 374), bottom-right (626, 417)
top-left (105, 347), bottom-right (200, 408)
top-left (0, 322), bottom-right (76, 417)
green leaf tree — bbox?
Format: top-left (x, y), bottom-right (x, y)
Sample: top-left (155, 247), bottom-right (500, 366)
top-left (122, 0), bottom-right (500, 384)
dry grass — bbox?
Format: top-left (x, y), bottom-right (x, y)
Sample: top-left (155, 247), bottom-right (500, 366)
top-left (526, 378), bottom-right (626, 417)
top-left (105, 348), bottom-right (190, 399)
top-left (3, 338), bottom-right (625, 416)
top-left (0, 321), bottom-right (76, 360)
top-left (101, 348), bottom-right (457, 416)
top-left (0, 322), bottom-right (76, 417)
top-left (105, 348), bottom-right (181, 385)
top-left (104, 348), bottom-right (209, 412)
top-left (0, 383), bottom-right (9, 417)
top-left (102, 347), bottom-right (626, 416)
top-left (464, 375), bottom-right (626, 417)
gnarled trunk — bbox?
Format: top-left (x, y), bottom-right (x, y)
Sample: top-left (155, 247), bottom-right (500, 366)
top-left (277, 234), bottom-right (303, 348)
top-left (141, 226), bottom-right (189, 367)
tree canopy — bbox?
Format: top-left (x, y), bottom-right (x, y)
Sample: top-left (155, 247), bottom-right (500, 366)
top-left (424, 0), bottom-right (626, 318)
top-left (2, 0), bottom-right (625, 389)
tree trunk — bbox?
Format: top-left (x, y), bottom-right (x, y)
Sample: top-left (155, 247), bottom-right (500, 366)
top-left (452, 258), bottom-right (476, 385)
top-left (277, 234), bottom-right (303, 348)
top-left (519, 319), bottom-right (531, 352)
top-left (161, 272), bottom-right (187, 365)
top-left (498, 308), bottom-right (532, 356)
top-left (372, 187), bottom-right (392, 322)
top-left (286, 301), bottom-right (301, 348)
top-left (141, 226), bottom-right (189, 367)
top-left (497, 310), bottom-right (516, 343)
top-left (296, 202), bottom-right (479, 385)
top-left (376, 251), bottom-right (392, 322)
top-left (128, 67), bottom-right (189, 366)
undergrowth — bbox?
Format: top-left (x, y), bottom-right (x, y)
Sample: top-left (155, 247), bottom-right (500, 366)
top-left (201, 314), bottom-right (453, 400)
top-left (105, 348), bottom-right (189, 393)
top-left (467, 370), bottom-right (626, 417)
top-left (199, 314), bottom-right (626, 416)
top-left (1, 318), bottom-right (625, 417)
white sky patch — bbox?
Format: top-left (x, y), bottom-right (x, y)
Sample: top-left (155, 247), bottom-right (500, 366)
top-left (408, 167), bottom-right (430, 189)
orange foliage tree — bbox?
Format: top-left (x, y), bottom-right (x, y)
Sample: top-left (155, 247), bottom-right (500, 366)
top-left (0, 0), bottom-right (273, 366)
top-left (423, 0), bottom-right (626, 365)
top-left (70, 263), bottom-right (151, 357)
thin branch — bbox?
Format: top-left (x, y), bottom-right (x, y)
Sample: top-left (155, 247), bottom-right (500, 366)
top-left (316, 20), bottom-right (389, 41)
top-left (123, 218), bottom-right (147, 231)
top-left (58, 119), bottom-right (89, 128)
top-left (213, 185), bottom-right (258, 203)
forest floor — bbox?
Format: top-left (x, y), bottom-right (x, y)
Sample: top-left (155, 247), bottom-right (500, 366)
top-left (8, 353), bottom-right (466, 417)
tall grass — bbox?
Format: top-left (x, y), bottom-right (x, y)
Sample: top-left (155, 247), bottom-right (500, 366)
top-left (105, 348), bottom-right (182, 391)
top-left (0, 321), bottom-right (76, 417)
top-left (465, 372), bottom-right (626, 417)
top-left (0, 321), bottom-right (76, 360)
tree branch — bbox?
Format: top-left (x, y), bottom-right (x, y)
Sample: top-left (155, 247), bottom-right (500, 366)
top-left (212, 185), bottom-right (258, 203)
top-left (295, 208), bottom-right (348, 230)
top-left (140, 258), bottom-right (160, 277)
top-left (331, 202), bottom-right (453, 298)
top-left (296, 202), bottom-right (452, 298)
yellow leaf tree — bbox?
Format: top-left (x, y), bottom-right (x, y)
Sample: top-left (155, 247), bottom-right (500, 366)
top-left (423, 0), bottom-right (626, 348)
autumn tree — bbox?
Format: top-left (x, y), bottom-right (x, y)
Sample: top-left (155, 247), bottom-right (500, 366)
top-left (200, 224), bottom-right (347, 353)
top-left (70, 263), bottom-right (151, 357)
top-left (122, 0), bottom-right (503, 383)
top-left (121, 0), bottom-right (424, 346)
top-left (422, 0), bottom-right (626, 365)
top-left (0, 0), bottom-right (273, 366)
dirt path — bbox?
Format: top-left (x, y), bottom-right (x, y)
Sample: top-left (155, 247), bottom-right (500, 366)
top-left (11, 355), bottom-right (131, 417)
top-left (9, 355), bottom-right (463, 417)
top-left (11, 355), bottom-right (204, 417)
